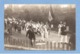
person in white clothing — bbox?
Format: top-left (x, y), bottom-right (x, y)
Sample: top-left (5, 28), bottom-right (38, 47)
top-left (58, 21), bottom-right (63, 37)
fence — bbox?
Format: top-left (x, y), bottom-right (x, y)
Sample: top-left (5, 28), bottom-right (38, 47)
top-left (4, 37), bottom-right (73, 50)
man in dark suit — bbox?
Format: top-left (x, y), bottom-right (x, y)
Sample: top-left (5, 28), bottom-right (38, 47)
top-left (26, 26), bottom-right (36, 47)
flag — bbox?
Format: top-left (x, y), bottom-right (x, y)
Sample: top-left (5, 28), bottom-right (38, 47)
top-left (48, 10), bottom-right (53, 22)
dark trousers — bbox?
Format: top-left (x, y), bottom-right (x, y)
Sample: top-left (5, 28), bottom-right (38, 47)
top-left (29, 37), bottom-right (35, 47)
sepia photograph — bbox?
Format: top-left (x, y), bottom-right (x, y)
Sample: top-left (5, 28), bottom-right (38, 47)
top-left (4, 4), bottom-right (76, 50)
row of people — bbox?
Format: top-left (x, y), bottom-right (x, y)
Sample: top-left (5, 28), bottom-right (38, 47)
top-left (5, 18), bottom-right (74, 48)
top-left (5, 18), bottom-right (49, 41)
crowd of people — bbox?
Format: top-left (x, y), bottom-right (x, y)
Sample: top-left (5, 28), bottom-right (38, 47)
top-left (4, 17), bottom-right (75, 48)
top-left (4, 17), bottom-right (50, 46)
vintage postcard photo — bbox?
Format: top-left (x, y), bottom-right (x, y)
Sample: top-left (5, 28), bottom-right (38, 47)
top-left (4, 4), bottom-right (75, 50)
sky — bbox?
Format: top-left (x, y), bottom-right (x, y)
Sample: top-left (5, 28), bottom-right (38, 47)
top-left (4, 4), bottom-right (75, 9)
